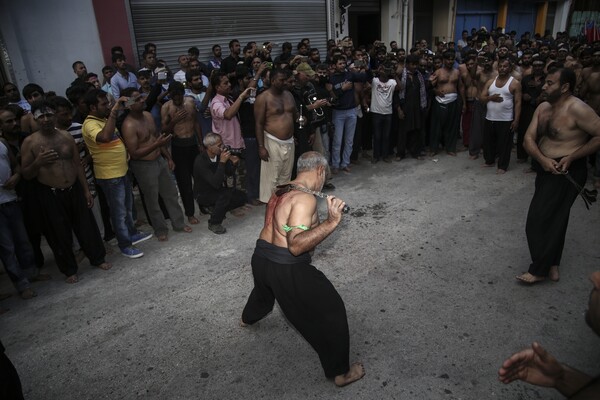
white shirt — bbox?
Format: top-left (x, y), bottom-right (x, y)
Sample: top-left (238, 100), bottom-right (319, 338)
top-left (370, 77), bottom-right (397, 115)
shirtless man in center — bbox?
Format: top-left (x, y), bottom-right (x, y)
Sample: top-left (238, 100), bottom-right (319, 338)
top-left (255, 69), bottom-right (297, 203)
top-left (459, 54), bottom-right (479, 150)
top-left (161, 81), bottom-right (202, 224)
top-left (21, 100), bottom-right (110, 283)
top-left (429, 49), bottom-right (465, 155)
top-left (241, 151), bottom-right (365, 387)
top-left (516, 68), bottom-right (600, 284)
top-left (121, 88), bottom-right (192, 241)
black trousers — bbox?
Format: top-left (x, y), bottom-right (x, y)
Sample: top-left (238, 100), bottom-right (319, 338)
top-left (483, 119), bottom-right (513, 170)
top-left (36, 180), bottom-right (105, 277)
top-left (0, 346), bottom-right (24, 400)
top-left (526, 157), bottom-right (587, 276)
top-left (196, 188), bottom-right (246, 225)
top-left (171, 141), bottom-right (199, 217)
top-left (242, 252), bottom-right (350, 378)
top-left (429, 99), bottom-right (461, 153)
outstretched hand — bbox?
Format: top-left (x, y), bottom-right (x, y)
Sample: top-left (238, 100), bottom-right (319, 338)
top-left (326, 195), bottom-right (346, 225)
top-left (498, 342), bottom-right (563, 388)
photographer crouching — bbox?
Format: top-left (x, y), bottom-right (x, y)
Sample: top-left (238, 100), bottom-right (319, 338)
top-left (193, 133), bottom-right (247, 234)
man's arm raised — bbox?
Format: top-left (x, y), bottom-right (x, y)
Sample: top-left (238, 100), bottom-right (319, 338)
top-left (286, 194), bottom-right (345, 256)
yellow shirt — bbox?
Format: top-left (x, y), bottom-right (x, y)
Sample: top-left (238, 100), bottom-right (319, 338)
top-left (82, 115), bottom-right (128, 179)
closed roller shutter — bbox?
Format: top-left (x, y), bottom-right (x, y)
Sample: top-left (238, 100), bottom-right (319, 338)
top-left (129, 0), bottom-right (329, 69)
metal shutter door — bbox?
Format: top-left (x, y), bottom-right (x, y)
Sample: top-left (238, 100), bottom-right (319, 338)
top-left (129, 0), bottom-right (329, 69)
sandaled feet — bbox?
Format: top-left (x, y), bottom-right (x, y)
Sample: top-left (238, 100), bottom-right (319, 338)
top-left (65, 274), bottom-right (79, 284)
top-left (188, 216), bottom-right (200, 225)
top-left (516, 272), bottom-right (545, 285)
top-left (334, 362), bottom-right (365, 387)
top-left (97, 262), bottom-right (112, 271)
top-left (549, 265), bottom-right (560, 282)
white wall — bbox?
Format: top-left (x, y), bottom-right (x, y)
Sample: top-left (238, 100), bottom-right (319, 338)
top-left (0, 0), bottom-right (104, 96)
top-left (553, 0), bottom-right (572, 35)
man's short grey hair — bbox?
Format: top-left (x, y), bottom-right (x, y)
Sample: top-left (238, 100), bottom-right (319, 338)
top-left (203, 132), bottom-right (221, 147)
top-left (297, 151), bottom-right (329, 173)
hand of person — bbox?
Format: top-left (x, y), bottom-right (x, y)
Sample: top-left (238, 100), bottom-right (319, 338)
top-left (230, 155), bottom-right (240, 165)
top-left (510, 120), bottom-right (519, 132)
top-left (167, 158), bottom-right (175, 171)
top-left (258, 146), bottom-right (269, 161)
top-left (556, 155), bottom-right (572, 173)
top-left (490, 93), bottom-right (504, 102)
top-left (540, 156), bottom-right (561, 174)
top-left (113, 96), bottom-right (129, 112)
top-left (36, 147), bottom-right (58, 166)
top-left (3, 173), bottom-right (20, 190)
top-left (84, 190), bottom-right (94, 209)
top-left (173, 109), bottom-right (188, 123)
top-left (240, 87), bottom-right (253, 101)
top-left (326, 195), bottom-right (346, 225)
top-left (397, 108), bottom-right (405, 120)
top-left (498, 342), bottom-right (564, 388)
top-left (157, 133), bottom-right (173, 146)
top-left (220, 148), bottom-right (231, 163)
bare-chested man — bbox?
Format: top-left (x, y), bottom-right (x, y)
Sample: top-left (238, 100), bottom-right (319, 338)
top-left (429, 49), bottom-right (465, 155)
top-left (161, 81), bottom-right (201, 224)
top-left (255, 68), bottom-right (297, 203)
top-left (516, 68), bottom-right (600, 284)
top-left (469, 52), bottom-right (497, 159)
top-left (459, 55), bottom-right (479, 149)
top-left (241, 151), bottom-right (365, 387)
top-left (21, 100), bottom-right (111, 283)
top-left (122, 88), bottom-right (192, 241)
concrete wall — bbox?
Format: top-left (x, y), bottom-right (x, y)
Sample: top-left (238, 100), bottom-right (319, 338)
top-left (0, 0), bottom-right (104, 96)
top-left (431, 0), bottom-right (457, 43)
top-left (553, 0), bottom-right (572, 35)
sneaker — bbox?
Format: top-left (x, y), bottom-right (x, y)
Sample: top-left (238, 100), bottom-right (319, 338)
top-left (121, 246), bottom-right (144, 259)
top-left (131, 231), bottom-right (153, 245)
top-left (208, 223), bottom-right (227, 234)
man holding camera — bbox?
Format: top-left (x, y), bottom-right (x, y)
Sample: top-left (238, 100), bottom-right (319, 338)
top-left (193, 133), bottom-right (246, 234)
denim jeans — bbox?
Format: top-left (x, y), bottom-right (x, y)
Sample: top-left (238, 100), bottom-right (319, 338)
top-left (96, 175), bottom-right (137, 250)
top-left (371, 113), bottom-right (392, 160)
top-left (0, 201), bottom-right (36, 292)
top-left (331, 108), bottom-right (357, 169)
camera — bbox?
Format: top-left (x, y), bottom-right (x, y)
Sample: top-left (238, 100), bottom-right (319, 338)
top-left (222, 145), bottom-right (244, 157)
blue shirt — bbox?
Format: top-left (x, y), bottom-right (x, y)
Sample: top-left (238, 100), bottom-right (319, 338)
top-left (110, 71), bottom-right (138, 98)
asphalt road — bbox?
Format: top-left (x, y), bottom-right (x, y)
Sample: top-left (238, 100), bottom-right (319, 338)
top-left (1, 151), bottom-right (599, 400)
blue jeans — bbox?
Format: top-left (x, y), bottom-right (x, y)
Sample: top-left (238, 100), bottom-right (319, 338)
top-left (0, 201), bottom-right (36, 292)
top-left (371, 113), bottom-right (392, 160)
top-left (96, 175), bottom-right (137, 250)
top-left (331, 108), bottom-right (357, 169)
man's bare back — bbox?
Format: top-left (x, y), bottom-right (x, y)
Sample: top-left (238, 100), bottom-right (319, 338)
top-left (256, 89), bottom-right (295, 140)
top-left (21, 129), bottom-right (78, 188)
top-left (162, 97), bottom-right (197, 139)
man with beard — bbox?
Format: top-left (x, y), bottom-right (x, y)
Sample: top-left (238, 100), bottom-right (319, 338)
top-left (499, 271), bottom-right (600, 397)
top-left (208, 44), bottom-right (222, 71)
top-left (469, 52), bottom-right (497, 159)
top-left (2, 83), bottom-right (30, 112)
top-left (519, 50), bottom-right (534, 78)
top-left (161, 82), bottom-right (202, 225)
top-left (221, 39), bottom-right (242, 79)
top-left (517, 59), bottom-right (546, 163)
top-left (516, 68), bottom-right (600, 284)
top-left (397, 54), bottom-right (428, 159)
top-left (459, 55), bottom-right (478, 150)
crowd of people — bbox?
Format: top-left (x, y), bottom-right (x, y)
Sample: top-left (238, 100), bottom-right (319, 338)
top-left (1, 25), bottom-right (600, 393)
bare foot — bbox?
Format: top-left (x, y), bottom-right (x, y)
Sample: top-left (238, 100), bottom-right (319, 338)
top-left (65, 274), bottom-right (79, 284)
top-left (469, 154), bottom-right (479, 160)
top-left (20, 288), bottom-right (37, 300)
top-left (515, 272), bottom-right (545, 284)
top-left (447, 152), bottom-right (457, 156)
top-left (134, 219), bottom-right (147, 228)
top-left (157, 234), bottom-right (169, 242)
top-left (182, 225), bottom-right (192, 233)
top-left (482, 163), bottom-right (494, 168)
top-left (523, 167), bottom-right (535, 174)
top-left (188, 216), bottom-right (200, 225)
top-left (496, 169), bottom-right (506, 174)
top-left (231, 208), bottom-right (247, 217)
top-left (97, 262), bottom-right (112, 271)
top-left (549, 265), bottom-right (560, 282)
top-left (334, 362), bottom-right (365, 387)
top-left (239, 318), bottom-right (249, 328)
